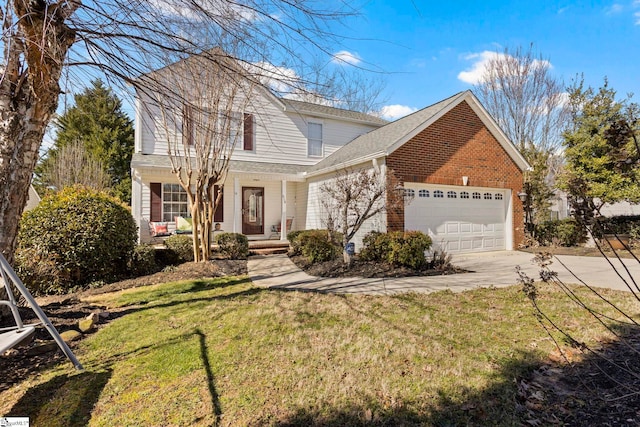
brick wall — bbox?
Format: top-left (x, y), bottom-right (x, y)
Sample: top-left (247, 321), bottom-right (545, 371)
top-left (386, 100), bottom-right (525, 248)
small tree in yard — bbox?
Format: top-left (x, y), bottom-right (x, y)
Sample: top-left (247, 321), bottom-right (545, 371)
top-left (320, 167), bottom-right (406, 265)
top-left (153, 51), bottom-right (257, 262)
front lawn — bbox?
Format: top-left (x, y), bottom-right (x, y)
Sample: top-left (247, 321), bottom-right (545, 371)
top-left (1, 276), bottom-right (637, 426)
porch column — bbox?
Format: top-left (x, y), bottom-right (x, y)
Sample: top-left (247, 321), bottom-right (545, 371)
top-left (280, 180), bottom-right (287, 240)
top-left (233, 177), bottom-right (241, 233)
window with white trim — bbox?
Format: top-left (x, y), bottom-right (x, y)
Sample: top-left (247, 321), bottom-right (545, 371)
top-left (461, 191), bottom-right (469, 199)
top-left (404, 189), bottom-right (415, 198)
top-left (419, 189), bottom-right (429, 198)
top-left (472, 192), bottom-right (481, 199)
top-left (495, 193), bottom-right (503, 200)
top-left (434, 190), bottom-right (444, 198)
top-left (484, 193), bottom-right (493, 200)
top-left (162, 184), bottom-right (189, 222)
top-left (447, 191), bottom-right (457, 198)
top-left (308, 122), bottom-right (323, 157)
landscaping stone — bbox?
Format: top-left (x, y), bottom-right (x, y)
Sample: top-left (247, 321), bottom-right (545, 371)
top-left (60, 330), bottom-right (82, 342)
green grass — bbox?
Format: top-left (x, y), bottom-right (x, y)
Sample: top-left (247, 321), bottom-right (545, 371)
top-left (1, 276), bottom-right (637, 426)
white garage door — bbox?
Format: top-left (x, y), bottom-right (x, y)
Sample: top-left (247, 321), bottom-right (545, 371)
top-left (404, 184), bottom-right (509, 253)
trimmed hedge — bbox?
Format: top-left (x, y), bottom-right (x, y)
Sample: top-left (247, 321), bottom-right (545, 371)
top-left (164, 234), bottom-right (195, 263)
top-left (130, 244), bottom-right (159, 277)
top-left (360, 230), bottom-right (432, 269)
top-left (16, 186), bottom-right (137, 294)
top-left (289, 229), bottom-right (342, 263)
top-left (534, 218), bottom-right (587, 247)
top-left (215, 232), bottom-right (249, 259)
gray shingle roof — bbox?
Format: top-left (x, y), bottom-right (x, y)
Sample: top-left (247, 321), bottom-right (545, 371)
top-left (307, 91), bottom-right (467, 173)
top-left (132, 153), bottom-right (308, 176)
top-left (281, 98), bottom-right (388, 126)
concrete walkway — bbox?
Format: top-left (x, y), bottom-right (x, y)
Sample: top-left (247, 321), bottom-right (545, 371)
top-left (248, 251), bottom-right (640, 295)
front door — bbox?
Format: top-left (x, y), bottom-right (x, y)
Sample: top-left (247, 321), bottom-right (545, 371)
top-left (242, 187), bottom-right (264, 235)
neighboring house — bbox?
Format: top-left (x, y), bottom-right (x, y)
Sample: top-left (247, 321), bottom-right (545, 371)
top-left (132, 73), bottom-right (530, 253)
top-left (550, 190), bottom-right (640, 220)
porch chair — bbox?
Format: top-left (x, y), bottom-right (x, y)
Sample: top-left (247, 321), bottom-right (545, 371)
top-left (270, 217), bottom-right (294, 239)
top-left (146, 218), bottom-right (171, 243)
top-left (0, 252), bottom-right (83, 369)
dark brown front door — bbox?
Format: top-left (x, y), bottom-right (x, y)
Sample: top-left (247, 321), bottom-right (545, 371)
top-left (242, 187), bottom-right (264, 235)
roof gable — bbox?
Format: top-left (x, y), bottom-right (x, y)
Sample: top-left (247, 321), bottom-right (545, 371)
top-left (308, 90), bottom-right (530, 175)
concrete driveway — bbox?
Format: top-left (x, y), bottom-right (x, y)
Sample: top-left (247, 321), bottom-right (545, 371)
top-left (248, 251), bottom-right (640, 295)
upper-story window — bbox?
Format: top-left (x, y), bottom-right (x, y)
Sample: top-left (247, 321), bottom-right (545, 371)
top-left (308, 122), bottom-right (323, 157)
top-left (243, 113), bottom-right (255, 151)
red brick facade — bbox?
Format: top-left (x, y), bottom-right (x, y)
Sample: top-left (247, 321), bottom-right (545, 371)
top-left (386, 100), bottom-right (525, 248)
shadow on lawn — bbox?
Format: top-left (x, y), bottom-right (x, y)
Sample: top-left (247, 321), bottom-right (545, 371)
top-left (6, 369), bottom-right (112, 426)
top-left (273, 352), bottom-right (540, 427)
top-left (274, 326), bottom-right (640, 427)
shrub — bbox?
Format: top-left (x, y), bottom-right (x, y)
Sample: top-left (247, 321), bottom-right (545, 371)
top-left (289, 229), bottom-right (343, 260)
top-left (291, 230), bottom-right (341, 263)
top-left (301, 234), bottom-right (339, 263)
top-left (130, 244), bottom-right (159, 277)
top-left (17, 186), bottom-right (137, 294)
top-left (359, 231), bottom-right (392, 262)
top-left (387, 231), bottom-right (432, 269)
top-left (360, 230), bottom-right (432, 269)
top-left (535, 218), bottom-right (587, 247)
top-left (287, 230), bottom-right (304, 255)
top-left (215, 232), bottom-right (249, 259)
top-left (164, 234), bottom-right (195, 263)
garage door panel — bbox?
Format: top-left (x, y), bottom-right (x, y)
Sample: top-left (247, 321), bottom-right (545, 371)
top-left (405, 183), bottom-right (508, 254)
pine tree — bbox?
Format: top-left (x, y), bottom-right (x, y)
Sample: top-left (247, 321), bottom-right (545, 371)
top-left (37, 79), bottom-right (134, 203)
top-left (561, 80), bottom-right (640, 207)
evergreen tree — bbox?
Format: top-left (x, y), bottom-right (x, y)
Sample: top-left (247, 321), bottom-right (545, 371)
top-left (561, 80), bottom-right (640, 208)
top-left (37, 79), bottom-right (134, 203)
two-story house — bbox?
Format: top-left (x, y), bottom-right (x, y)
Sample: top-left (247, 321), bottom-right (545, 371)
top-left (131, 61), bottom-right (530, 254)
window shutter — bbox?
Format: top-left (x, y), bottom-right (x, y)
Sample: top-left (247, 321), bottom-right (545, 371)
top-left (214, 185), bottom-right (224, 222)
top-left (183, 104), bottom-right (193, 146)
top-left (150, 182), bottom-right (162, 222)
top-left (243, 113), bottom-right (254, 151)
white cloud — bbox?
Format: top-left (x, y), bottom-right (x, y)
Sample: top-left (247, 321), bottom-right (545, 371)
top-left (150, 0), bottom-right (257, 22)
top-left (457, 51), bottom-right (502, 84)
top-left (457, 50), bottom-right (552, 85)
top-left (248, 61), bottom-right (300, 93)
top-left (606, 3), bottom-right (624, 14)
top-left (379, 104), bottom-right (417, 120)
top-left (635, 11), bottom-right (640, 24)
top-left (331, 51), bottom-right (362, 66)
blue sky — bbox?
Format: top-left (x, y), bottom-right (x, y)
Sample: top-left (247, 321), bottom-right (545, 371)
top-left (329, 0), bottom-right (640, 119)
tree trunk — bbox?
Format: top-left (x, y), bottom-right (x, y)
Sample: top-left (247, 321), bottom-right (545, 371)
top-left (0, 2), bottom-right (76, 262)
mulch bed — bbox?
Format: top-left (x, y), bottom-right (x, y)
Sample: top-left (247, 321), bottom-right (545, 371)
top-left (289, 254), bottom-right (463, 278)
